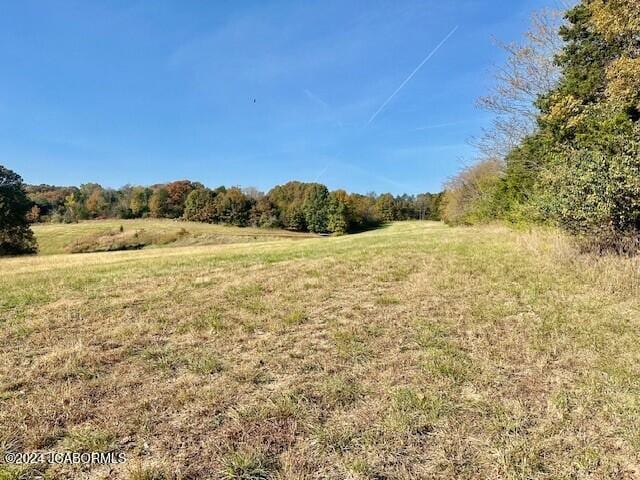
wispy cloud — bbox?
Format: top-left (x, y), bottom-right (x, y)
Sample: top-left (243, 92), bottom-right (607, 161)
top-left (366, 25), bottom-right (459, 126)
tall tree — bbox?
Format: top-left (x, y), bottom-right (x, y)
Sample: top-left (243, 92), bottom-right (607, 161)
top-left (533, 1), bottom-right (640, 250)
top-left (375, 193), bottom-right (396, 222)
top-left (166, 180), bottom-right (198, 218)
top-left (184, 188), bottom-right (218, 223)
top-left (476, 9), bottom-right (564, 159)
top-left (0, 165), bottom-right (37, 255)
top-left (129, 187), bottom-right (149, 218)
top-left (303, 184), bottom-right (329, 233)
top-left (149, 187), bottom-right (170, 218)
top-left (327, 190), bottom-right (350, 234)
top-left (85, 186), bottom-right (108, 218)
top-left (215, 187), bottom-right (252, 226)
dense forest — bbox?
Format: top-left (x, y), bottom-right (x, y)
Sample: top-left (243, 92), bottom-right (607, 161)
top-left (442, 0), bottom-right (640, 254)
top-left (24, 180), bottom-right (442, 234)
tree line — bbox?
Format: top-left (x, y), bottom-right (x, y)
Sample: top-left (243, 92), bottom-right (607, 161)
top-left (26, 180), bottom-right (441, 233)
top-left (2, 171), bottom-right (442, 254)
top-left (0, 173), bottom-right (442, 254)
top-left (442, 0), bottom-right (640, 254)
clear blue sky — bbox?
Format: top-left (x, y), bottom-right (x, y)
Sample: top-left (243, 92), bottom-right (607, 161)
top-left (1, 0), bottom-right (559, 194)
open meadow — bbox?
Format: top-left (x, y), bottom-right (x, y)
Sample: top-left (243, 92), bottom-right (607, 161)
top-left (1, 221), bottom-right (639, 479)
top-left (30, 219), bottom-right (315, 256)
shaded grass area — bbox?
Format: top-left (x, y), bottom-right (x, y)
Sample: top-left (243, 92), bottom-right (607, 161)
top-left (0, 222), bottom-right (639, 479)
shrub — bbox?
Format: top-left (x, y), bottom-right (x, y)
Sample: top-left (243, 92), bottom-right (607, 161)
top-left (441, 159), bottom-right (503, 225)
top-left (537, 138), bottom-right (640, 254)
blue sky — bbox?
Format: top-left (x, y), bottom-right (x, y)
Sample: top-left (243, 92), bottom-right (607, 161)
top-left (1, 0), bottom-right (559, 194)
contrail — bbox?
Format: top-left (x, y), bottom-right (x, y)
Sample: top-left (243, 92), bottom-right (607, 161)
top-left (414, 120), bottom-right (466, 131)
top-left (304, 89), bottom-right (344, 128)
top-left (313, 163), bottom-right (330, 183)
top-left (366, 25), bottom-right (459, 127)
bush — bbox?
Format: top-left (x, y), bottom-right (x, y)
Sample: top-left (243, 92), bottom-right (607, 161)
top-left (536, 137), bottom-right (640, 253)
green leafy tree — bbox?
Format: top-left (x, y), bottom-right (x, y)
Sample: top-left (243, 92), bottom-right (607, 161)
top-left (375, 193), bottom-right (395, 222)
top-left (0, 165), bottom-right (37, 255)
top-left (63, 192), bottom-right (84, 223)
top-left (284, 205), bottom-right (306, 231)
top-left (267, 181), bottom-right (309, 230)
top-left (415, 193), bottom-right (442, 220)
top-left (327, 190), bottom-right (350, 234)
top-left (215, 187), bottom-right (252, 226)
top-left (129, 187), bottom-right (149, 218)
top-left (531, 1), bottom-right (640, 250)
top-left (303, 184), bottom-right (329, 233)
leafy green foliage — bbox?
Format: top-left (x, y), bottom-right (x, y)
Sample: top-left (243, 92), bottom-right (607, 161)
top-left (536, 128), bottom-right (640, 253)
top-left (303, 183), bottom-right (329, 233)
top-left (445, 0), bottom-right (640, 252)
top-left (441, 159), bottom-right (504, 226)
top-left (216, 187), bottom-right (252, 226)
top-left (0, 165), bottom-right (37, 255)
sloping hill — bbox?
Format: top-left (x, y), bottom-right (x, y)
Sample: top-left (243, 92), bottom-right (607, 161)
top-left (31, 219), bottom-right (315, 255)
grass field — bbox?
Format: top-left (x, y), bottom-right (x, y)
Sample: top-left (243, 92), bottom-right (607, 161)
top-left (1, 221), bottom-right (639, 479)
top-left (31, 219), bottom-right (315, 255)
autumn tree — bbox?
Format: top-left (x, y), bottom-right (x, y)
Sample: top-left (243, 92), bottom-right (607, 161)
top-left (129, 187), bottom-right (150, 218)
top-left (375, 194), bottom-right (395, 222)
top-left (85, 186), bottom-right (108, 218)
top-left (184, 188), bottom-right (217, 223)
top-left (441, 159), bottom-right (503, 225)
top-left (63, 191), bottom-right (85, 223)
top-left (249, 196), bottom-right (280, 228)
top-left (476, 8), bottom-right (564, 160)
top-left (532, 0), bottom-right (640, 251)
top-left (149, 187), bottom-right (169, 218)
top-left (166, 180), bottom-right (198, 218)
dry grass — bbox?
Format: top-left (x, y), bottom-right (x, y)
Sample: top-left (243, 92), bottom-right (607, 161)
top-left (32, 219), bottom-right (315, 255)
top-left (1, 221), bottom-right (639, 479)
